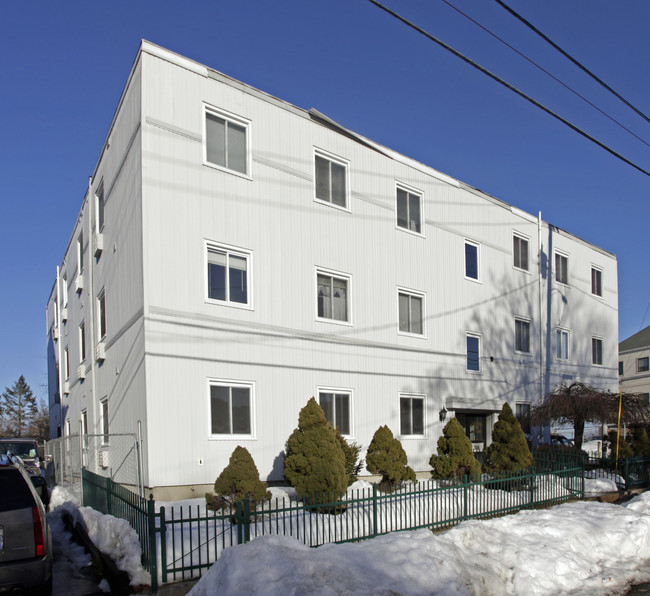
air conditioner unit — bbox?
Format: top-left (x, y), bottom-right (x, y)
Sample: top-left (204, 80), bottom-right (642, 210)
top-left (52, 326), bottom-right (59, 341)
top-left (75, 274), bottom-right (84, 293)
top-left (99, 450), bottom-right (109, 469)
top-left (93, 233), bottom-right (104, 257)
top-left (77, 365), bottom-right (86, 380)
top-left (95, 342), bottom-right (106, 362)
top-left (60, 308), bottom-right (69, 322)
top-left (63, 381), bottom-right (70, 395)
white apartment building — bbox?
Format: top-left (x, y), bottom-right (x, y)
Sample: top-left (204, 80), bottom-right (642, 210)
top-left (46, 41), bottom-right (618, 498)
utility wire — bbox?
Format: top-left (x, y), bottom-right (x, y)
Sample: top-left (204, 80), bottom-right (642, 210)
top-left (493, 0), bottom-right (650, 125)
top-left (366, 0), bottom-right (650, 178)
top-left (441, 0), bottom-right (650, 150)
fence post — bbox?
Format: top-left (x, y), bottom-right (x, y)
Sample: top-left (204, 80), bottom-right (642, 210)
top-left (147, 495), bottom-right (158, 594)
top-left (529, 466), bottom-right (534, 508)
top-left (372, 484), bottom-right (378, 538)
top-left (463, 475), bottom-right (468, 521)
top-left (236, 501), bottom-right (244, 545)
top-left (243, 497), bottom-right (251, 543)
top-left (106, 477), bottom-right (112, 515)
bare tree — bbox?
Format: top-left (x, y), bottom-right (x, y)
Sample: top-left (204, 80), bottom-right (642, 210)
top-left (532, 382), bottom-right (650, 450)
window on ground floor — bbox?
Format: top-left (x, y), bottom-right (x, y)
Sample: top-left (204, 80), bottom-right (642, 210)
top-left (319, 389), bottom-right (351, 435)
top-left (400, 394), bottom-right (424, 436)
top-left (209, 380), bottom-right (253, 437)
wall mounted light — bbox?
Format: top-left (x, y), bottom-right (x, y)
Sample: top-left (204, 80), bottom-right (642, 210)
top-left (439, 406), bottom-right (448, 422)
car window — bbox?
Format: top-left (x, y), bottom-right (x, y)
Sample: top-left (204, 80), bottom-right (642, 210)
top-left (0, 442), bottom-right (38, 458)
top-left (0, 469), bottom-right (36, 512)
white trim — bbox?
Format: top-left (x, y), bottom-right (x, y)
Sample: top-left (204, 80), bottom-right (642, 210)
top-left (395, 181), bottom-right (424, 237)
top-left (317, 386), bottom-right (354, 438)
top-left (398, 392), bottom-right (426, 439)
top-left (313, 148), bottom-right (351, 213)
top-left (466, 332), bottom-right (482, 373)
top-left (204, 239), bottom-right (254, 310)
top-left (512, 231), bottom-right (531, 273)
top-left (202, 103), bottom-right (252, 180)
top-left (207, 378), bottom-right (256, 440)
top-left (315, 266), bottom-right (353, 326)
top-left (396, 286), bottom-right (427, 338)
top-left (464, 239), bottom-right (481, 283)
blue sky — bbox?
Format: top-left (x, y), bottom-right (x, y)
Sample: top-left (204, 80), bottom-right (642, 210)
top-left (1, 1), bottom-right (648, 401)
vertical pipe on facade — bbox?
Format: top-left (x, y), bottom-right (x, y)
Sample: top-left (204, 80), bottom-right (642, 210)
top-left (88, 177), bottom-right (98, 441)
top-left (538, 212), bottom-right (544, 412)
top-left (55, 265), bottom-right (63, 430)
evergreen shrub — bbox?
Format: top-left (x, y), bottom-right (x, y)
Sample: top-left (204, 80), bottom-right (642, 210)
top-left (335, 428), bottom-right (364, 487)
top-left (205, 446), bottom-right (271, 511)
top-left (366, 425), bottom-right (416, 492)
top-left (430, 417), bottom-right (481, 482)
top-left (484, 402), bottom-right (533, 474)
top-left (630, 427), bottom-right (650, 456)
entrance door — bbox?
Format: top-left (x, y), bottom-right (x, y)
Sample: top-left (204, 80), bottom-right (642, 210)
top-left (455, 413), bottom-right (487, 456)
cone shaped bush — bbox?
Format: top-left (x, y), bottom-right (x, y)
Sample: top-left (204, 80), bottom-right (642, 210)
top-left (366, 425), bottom-right (416, 491)
top-left (607, 429), bottom-right (633, 462)
top-left (205, 446), bottom-right (270, 511)
top-left (284, 397), bottom-right (348, 500)
top-left (631, 427), bottom-right (650, 456)
top-left (335, 428), bottom-right (364, 487)
top-left (484, 402), bottom-right (533, 473)
top-left (430, 417), bottom-right (481, 482)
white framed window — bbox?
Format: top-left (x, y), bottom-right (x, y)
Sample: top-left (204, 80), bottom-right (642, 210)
top-left (318, 388), bottom-right (352, 436)
top-left (77, 231), bottom-right (84, 275)
top-left (97, 288), bottom-right (107, 340)
top-left (556, 328), bottom-right (570, 360)
top-left (555, 252), bottom-right (569, 285)
top-left (203, 105), bottom-right (251, 177)
top-left (209, 379), bottom-right (255, 438)
top-left (592, 337), bottom-right (603, 366)
top-left (515, 318), bottom-right (531, 353)
top-left (79, 321), bottom-right (86, 363)
top-left (398, 288), bottom-right (424, 336)
top-left (81, 409), bottom-right (88, 449)
top-left (63, 347), bottom-right (70, 380)
top-left (639, 357), bottom-right (650, 373)
top-left (314, 149), bottom-right (349, 210)
top-left (466, 333), bottom-right (481, 372)
top-left (396, 183), bottom-right (422, 234)
top-left (101, 399), bottom-right (109, 445)
top-left (465, 240), bottom-right (480, 281)
top-left (316, 268), bottom-right (351, 324)
top-left (62, 274), bottom-right (68, 308)
top-left (399, 393), bottom-right (425, 436)
top-left (96, 180), bottom-right (105, 233)
top-left (591, 266), bottom-right (603, 297)
top-left (206, 241), bottom-right (252, 308)
top-left (619, 361), bottom-right (624, 376)
top-left (513, 233), bottom-right (529, 272)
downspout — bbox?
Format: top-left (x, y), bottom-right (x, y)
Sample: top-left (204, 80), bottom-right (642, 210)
top-left (538, 211), bottom-right (544, 417)
top-left (55, 266), bottom-right (63, 437)
top-left (88, 177), bottom-right (98, 450)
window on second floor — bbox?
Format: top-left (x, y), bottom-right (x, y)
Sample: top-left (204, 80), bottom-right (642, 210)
top-left (101, 399), bottom-right (109, 444)
top-left (592, 337), bottom-right (603, 365)
top-left (206, 243), bottom-right (251, 307)
top-left (465, 240), bottom-right (480, 281)
top-left (556, 328), bottom-right (569, 360)
top-left (515, 318), bottom-right (530, 353)
top-left (317, 270), bottom-right (349, 323)
top-left (79, 321), bottom-right (86, 363)
top-left (619, 361), bottom-right (624, 376)
top-left (314, 151), bottom-right (348, 209)
top-left (555, 252), bottom-right (569, 284)
top-left (96, 180), bottom-right (105, 232)
top-left (396, 185), bottom-right (422, 234)
top-left (638, 357), bottom-right (650, 373)
top-left (591, 267), bottom-right (603, 297)
top-left (63, 347), bottom-right (70, 380)
top-left (319, 389), bottom-right (351, 436)
top-left (398, 290), bottom-right (424, 335)
top-left (97, 288), bottom-right (107, 340)
top-left (204, 106), bottom-right (250, 176)
top-left (77, 231), bottom-right (84, 275)
top-left (513, 234), bottom-right (529, 271)
top-left (467, 333), bottom-right (480, 372)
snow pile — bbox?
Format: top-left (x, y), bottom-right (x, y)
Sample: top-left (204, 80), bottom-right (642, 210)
top-left (48, 486), bottom-right (150, 587)
top-left (189, 497), bottom-right (650, 596)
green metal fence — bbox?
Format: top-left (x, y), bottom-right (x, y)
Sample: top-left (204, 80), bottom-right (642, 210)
top-left (82, 455), bottom-right (587, 592)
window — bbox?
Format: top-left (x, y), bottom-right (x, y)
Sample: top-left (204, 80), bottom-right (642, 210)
top-left (97, 288), bottom-right (106, 340)
top-left (592, 337), bottom-right (603, 365)
top-left (96, 180), bottom-right (105, 232)
top-left (396, 185), bottom-right (421, 233)
top-left (515, 318), bottom-right (531, 353)
top-left (400, 394), bottom-right (424, 436)
top-left (319, 390), bottom-right (351, 435)
top-left (555, 252), bottom-right (568, 284)
top-left (209, 381), bottom-right (253, 436)
top-left (63, 347), bottom-right (70, 380)
top-left (513, 234), bottom-right (529, 271)
top-left (398, 290), bottom-right (424, 335)
top-left (516, 403), bottom-right (531, 435)
top-left (77, 231), bottom-right (84, 275)
top-left (79, 321), bottom-right (86, 362)
top-left (204, 106), bottom-right (249, 175)
top-left (315, 151), bottom-right (348, 208)
top-left (62, 275), bottom-right (68, 307)
top-left (101, 399), bottom-right (109, 444)
top-left (591, 267), bottom-right (602, 297)
top-left (467, 333), bottom-right (480, 372)
top-left (317, 270), bottom-right (349, 323)
top-left (465, 240), bottom-right (479, 281)
top-left (619, 361), bottom-right (624, 376)
top-left (556, 329), bottom-right (569, 360)
top-left (81, 410), bottom-right (88, 449)
top-left (206, 243), bottom-right (250, 306)
top-left (638, 357), bottom-right (650, 373)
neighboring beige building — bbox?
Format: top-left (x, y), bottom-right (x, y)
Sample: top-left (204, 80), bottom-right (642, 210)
top-left (619, 325), bottom-right (650, 400)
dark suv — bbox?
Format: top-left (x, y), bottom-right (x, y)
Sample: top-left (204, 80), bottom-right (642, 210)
top-left (0, 454), bottom-right (53, 595)
top-left (0, 438), bottom-right (49, 507)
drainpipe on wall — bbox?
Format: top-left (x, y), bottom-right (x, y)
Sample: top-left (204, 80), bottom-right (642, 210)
top-left (88, 177), bottom-right (98, 445)
top-left (55, 266), bottom-right (63, 430)
top-left (538, 211), bottom-right (544, 424)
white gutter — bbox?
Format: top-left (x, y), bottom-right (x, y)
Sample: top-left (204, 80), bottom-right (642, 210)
top-left (538, 211), bottom-right (544, 403)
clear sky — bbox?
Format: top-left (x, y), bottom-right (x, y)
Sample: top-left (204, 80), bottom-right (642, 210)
top-left (1, 0), bottom-right (648, 402)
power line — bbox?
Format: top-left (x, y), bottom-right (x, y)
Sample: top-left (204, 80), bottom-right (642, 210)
top-left (493, 0), bottom-right (650, 125)
top-left (440, 0), bottom-right (650, 150)
top-left (366, 0), bottom-right (650, 178)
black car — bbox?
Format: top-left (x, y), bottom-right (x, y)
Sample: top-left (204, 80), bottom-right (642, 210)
top-left (0, 438), bottom-right (49, 507)
top-left (0, 454), bottom-right (53, 595)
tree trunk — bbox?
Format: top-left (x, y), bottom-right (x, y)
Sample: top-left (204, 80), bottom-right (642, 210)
top-left (574, 417), bottom-right (585, 450)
